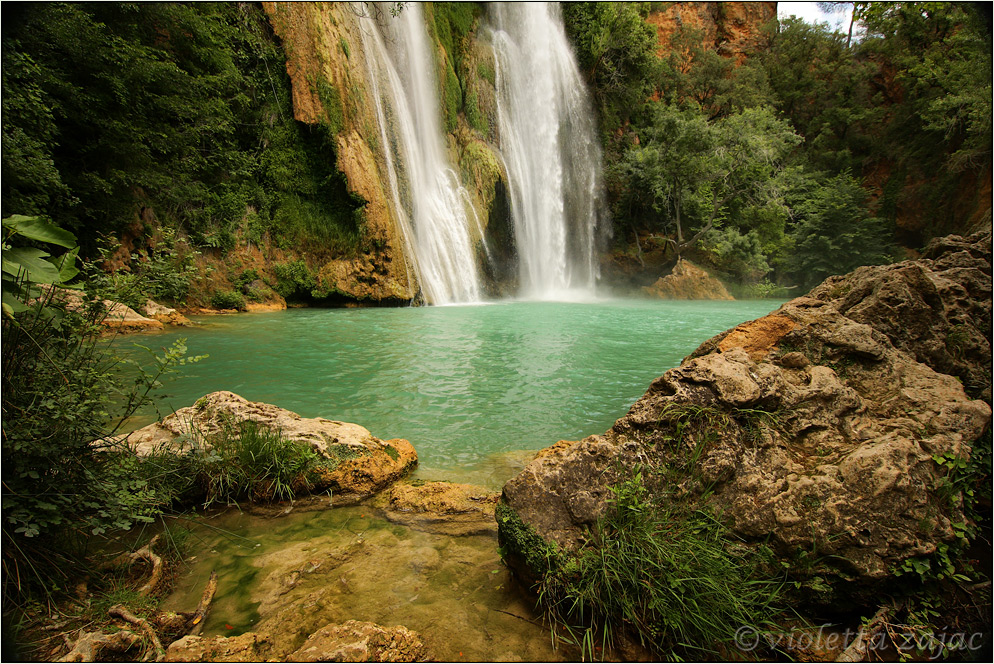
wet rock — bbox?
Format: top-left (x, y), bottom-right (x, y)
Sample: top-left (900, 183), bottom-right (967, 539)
top-left (124, 391), bottom-right (417, 503)
top-left (372, 481), bottom-right (500, 536)
top-left (500, 232), bottom-right (992, 603)
top-left (642, 258), bottom-right (734, 300)
top-left (290, 620), bottom-right (430, 662)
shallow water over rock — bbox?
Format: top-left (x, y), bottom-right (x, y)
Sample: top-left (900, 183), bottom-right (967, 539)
top-left (162, 503), bottom-right (569, 662)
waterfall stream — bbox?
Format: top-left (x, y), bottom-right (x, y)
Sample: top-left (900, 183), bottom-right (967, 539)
top-left (359, 2), bottom-right (606, 304)
top-left (490, 2), bottom-right (607, 299)
top-left (359, 4), bottom-right (483, 305)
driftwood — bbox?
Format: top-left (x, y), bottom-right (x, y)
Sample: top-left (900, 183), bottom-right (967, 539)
top-left (58, 629), bottom-right (140, 662)
top-left (187, 570), bottom-right (218, 634)
top-left (109, 604), bottom-right (165, 662)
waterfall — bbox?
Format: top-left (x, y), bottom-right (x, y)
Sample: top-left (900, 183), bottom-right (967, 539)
top-left (490, 2), bottom-right (607, 299)
top-left (359, 4), bottom-right (483, 305)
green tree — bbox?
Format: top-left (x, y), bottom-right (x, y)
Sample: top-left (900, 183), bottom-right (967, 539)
top-left (613, 105), bottom-right (800, 257)
top-left (786, 172), bottom-right (893, 289)
top-left (560, 2), bottom-right (660, 140)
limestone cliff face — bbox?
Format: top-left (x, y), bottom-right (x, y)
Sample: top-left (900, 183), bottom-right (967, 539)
top-left (647, 1), bottom-right (777, 64)
top-left (263, 3), bottom-right (513, 302)
top-left (263, 2), bottom-right (416, 303)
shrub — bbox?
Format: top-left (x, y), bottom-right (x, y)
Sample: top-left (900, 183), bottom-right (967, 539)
top-left (210, 290), bottom-right (246, 311)
top-left (2, 216), bottom-right (200, 603)
top-left (271, 259), bottom-right (316, 300)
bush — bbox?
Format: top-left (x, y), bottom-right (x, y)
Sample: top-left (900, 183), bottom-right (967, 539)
top-left (2, 216), bottom-right (201, 603)
top-left (271, 260), bottom-right (316, 300)
top-left (210, 290), bottom-right (245, 311)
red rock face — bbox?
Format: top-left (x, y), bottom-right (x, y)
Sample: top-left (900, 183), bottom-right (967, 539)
top-left (646, 1), bottom-right (777, 64)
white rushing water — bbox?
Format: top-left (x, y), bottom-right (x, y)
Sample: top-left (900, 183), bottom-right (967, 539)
top-left (359, 4), bottom-right (483, 305)
top-left (490, 2), bottom-right (607, 299)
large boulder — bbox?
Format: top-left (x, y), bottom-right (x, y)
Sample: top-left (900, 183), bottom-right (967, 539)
top-left (500, 232), bottom-right (991, 603)
top-left (642, 258), bottom-right (734, 300)
top-left (123, 391), bottom-right (417, 504)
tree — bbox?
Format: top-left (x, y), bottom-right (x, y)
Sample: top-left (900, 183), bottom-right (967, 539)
top-left (786, 172), bottom-right (893, 288)
top-left (613, 105), bottom-right (801, 256)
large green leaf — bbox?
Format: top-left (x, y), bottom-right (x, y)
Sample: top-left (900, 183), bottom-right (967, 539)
top-left (2, 247), bottom-right (62, 284)
top-left (57, 246), bottom-right (81, 283)
top-left (1, 289), bottom-right (31, 314)
top-left (2, 215), bottom-right (77, 249)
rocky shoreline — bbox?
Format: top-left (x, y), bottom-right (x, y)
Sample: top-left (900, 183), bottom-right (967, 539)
top-left (498, 231), bottom-right (992, 657)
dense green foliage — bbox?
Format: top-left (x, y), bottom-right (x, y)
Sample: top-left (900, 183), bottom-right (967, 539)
top-left (1, 2), bottom-right (364, 267)
top-left (563, 1), bottom-right (991, 288)
top-left (1, 218), bottom-right (195, 601)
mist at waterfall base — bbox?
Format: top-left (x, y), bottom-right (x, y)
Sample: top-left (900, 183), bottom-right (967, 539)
top-left (362, 2), bottom-right (607, 304)
top-left (131, 300), bottom-right (783, 488)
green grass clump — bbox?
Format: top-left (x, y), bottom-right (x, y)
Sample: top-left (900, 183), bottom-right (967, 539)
top-left (182, 420), bottom-right (321, 506)
top-left (537, 472), bottom-right (781, 660)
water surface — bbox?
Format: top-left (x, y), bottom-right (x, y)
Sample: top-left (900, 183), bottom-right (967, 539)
top-left (128, 299), bottom-right (783, 487)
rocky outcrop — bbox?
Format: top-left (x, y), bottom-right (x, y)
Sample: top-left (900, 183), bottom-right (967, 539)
top-left (43, 287), bottom-right (164, 332)
top-left (642, 258), bottom-right (734, 300)
top-left (144, 299), bottom-right (193, 326)
top-left (500, 232), bottom-right (992, 603)
top-left (124, 391), bottom-right (417, 504)
top-left (165, 622), bottom-right (429, 663)
top-left (647, 2), bottom-right (777, 64)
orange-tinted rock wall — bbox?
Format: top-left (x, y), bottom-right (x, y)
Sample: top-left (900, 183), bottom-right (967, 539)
top-left (647, 2), bottom-right (777, 64)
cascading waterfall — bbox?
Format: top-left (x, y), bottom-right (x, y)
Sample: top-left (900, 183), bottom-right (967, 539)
top-left (489, 2), bottom-right (607, 299)
top-left (359, 4), bottom-right (483, 305)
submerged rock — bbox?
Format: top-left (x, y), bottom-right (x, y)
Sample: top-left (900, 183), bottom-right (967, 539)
top-left (500, 232), bottom-right (992, 604)
top-left (642, 258), bottom-right (734, 300)
top-left (124, 391), bottom-right (417, 504)
top-left (372, 481), bottom-right (500, 536)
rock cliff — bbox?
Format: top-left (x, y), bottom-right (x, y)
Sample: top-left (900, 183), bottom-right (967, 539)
top-left (263, 2), bottom-right (417, 303)
top-left (647, 2), bottom-right (777, 64)
top-left (499, 232), bottom-right (991, 609)
top-left (262, 3), bottom-right (512, 303)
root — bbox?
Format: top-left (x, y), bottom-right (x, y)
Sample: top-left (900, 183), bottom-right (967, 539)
top-left (58, 629), bottom-right (140, 662)
top-left (109, 604), bottom-right (165, 662)
top-left (186, 570), bottom-right (218, 634)
top-left (100, 534), bottom-right (164, 597)
top-left (836, 604), bottom-right (895, 662)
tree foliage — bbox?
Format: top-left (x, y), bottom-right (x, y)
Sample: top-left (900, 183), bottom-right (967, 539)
top-left (571, 1), bottom-right (990, 287)
top-left (1, 2), bottom-right (365, 260)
